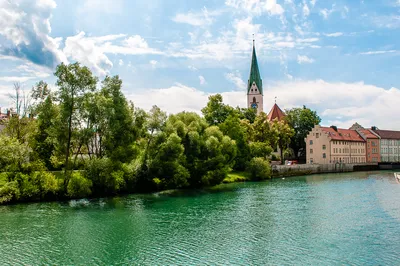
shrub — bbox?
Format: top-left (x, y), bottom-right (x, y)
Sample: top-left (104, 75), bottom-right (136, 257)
top-left (84, 158), bottom-right (125, 195)
top-left (67, 172), bottom-right (92, 198)
top-left (247, 157), bottom-right (272, 181)
top-left (0, 181), bottom-right (20, 204)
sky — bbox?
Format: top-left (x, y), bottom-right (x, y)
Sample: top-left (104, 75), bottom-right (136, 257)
top-left (0, 0), bottom-right (400, 129)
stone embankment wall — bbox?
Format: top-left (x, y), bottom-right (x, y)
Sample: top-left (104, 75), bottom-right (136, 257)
top-left (271, 163), bottom-right (379, 178)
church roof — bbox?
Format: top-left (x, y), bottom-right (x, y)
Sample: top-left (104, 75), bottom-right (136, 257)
top-left (267, 103), bottom-right (286, 122)
top-left (247, 41), bottom-right (263, 95)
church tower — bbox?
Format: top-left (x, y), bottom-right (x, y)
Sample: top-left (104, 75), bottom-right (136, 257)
top-left (247, 40), bottom-right (263, 114)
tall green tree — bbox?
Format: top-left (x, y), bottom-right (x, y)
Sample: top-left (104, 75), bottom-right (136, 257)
top-left (285, 106), bottom-right (321, 159)
top-left (32, 95), bottom-right (59, 169)
top-left (54, 62), bottom-right (98, 182)
top-left (201, 94), bottom-right (234, 125)
top-left (100, 76), bottom-right (137, 163)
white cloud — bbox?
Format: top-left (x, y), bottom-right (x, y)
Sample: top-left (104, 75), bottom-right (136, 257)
top-left (199, 75), bottom-right (207, 85)
top-left (320, 8), bottom-right (333, 19)
top-left (359, 50), bottom-right (397, 55)
top-left (371, 15), bottom-right (400, 29)
top-left (63, 32), bottom-right (113, 76)
top-left (225, 0), bottom-right (284, 16)
top-left (119, 59), bottom-right (124, 66)
top-left (125, 81), bottom-right (400, 130)
top-left (188, 65), bottom-right (198, 71)
top-left (303, 3), bottom-right (310, 17)
top-left (0, 76), bottom-right (36, 82)
top-left (310, 0), bottom-right (317, 7)
top-left (172, 7), bottom-right (216, 26)
top-left (126, 83), bottom-right (245, 114)
top-left (150, 60), bottom-right (158, 68)
top-left (324, 32), bottom-right (343, 37)
top-left (0, 0), bottom-right (68, 67)
top-left (225, 71), bottom-right (247, 90)
top-left (297, 55), bottom-right (315, 64)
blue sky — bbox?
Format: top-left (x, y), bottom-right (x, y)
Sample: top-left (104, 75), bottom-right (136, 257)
top-left (1, 0), bottom-right (400, 129)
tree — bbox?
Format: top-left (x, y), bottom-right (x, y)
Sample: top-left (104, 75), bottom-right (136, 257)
top-left (219, 113), bottom-right (251, 170)
top-left (285, 106), bottom-right (321, 159)
top-left (32, 94), bottom-right (59, 169)
top-left (100, 76), bottom-right (137, 163)
top-left (271, 119), bottom-right (295, 164)
top-left (54, 62), bottom-right (97, 184)
top-left (4, 83), bottom-right (34, 143)
top-left (201, 94), bottom-right (234, 125)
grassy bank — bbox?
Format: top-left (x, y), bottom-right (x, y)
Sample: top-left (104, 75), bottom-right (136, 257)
top-left (223, 171), bottom-right (250, 183)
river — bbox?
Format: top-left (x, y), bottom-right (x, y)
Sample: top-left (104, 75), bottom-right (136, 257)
top-left (1, 171), bottom-right (400, 265)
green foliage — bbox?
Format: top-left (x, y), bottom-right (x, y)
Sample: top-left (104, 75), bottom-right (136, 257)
top-left (84, 158), bottom-right (125, 195)
top-left (17, 172), bottom-right (59, 200)
top-left (0, 181), bottom-right (20, 204)
top-left (0, 135), bottom-right (31, 173)
top-left (285, 106), bottom-right (321, 158)
top-left (271, 120), bottom-right (295, 164)
top-left (31, 95), bottom-right (59, 169)
top-left (247, 157), bottom-right (272, 181)
top-left (54, 62), bottom-right (98, 178)
top-left (201, 94), bottom-right (234, 125)
top-left (249, 142), bottom-right (273, 158)
top-left (67, 172), bottom-right (92, 198)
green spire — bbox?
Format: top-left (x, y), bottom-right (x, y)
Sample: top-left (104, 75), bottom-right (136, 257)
top-left (247, 40), bottom-right (263, 95)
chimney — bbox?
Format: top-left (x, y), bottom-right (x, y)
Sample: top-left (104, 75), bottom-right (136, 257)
top-left (330, 125), bottom-right (338, 131)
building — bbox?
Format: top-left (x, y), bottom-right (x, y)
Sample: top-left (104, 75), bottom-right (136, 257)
top-left (247, 40), bottom-right (263, 114)
top-left (349, 123), bottom-right (381, 163)
top-left (305, 125), bottom-right (366, 164)
top-left (371, 129), bottom-right (400, 162)
top-left (267, 103), bottom-right (285, 122)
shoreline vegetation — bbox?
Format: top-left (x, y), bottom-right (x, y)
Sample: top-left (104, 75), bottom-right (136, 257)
top-left (0, 62), bottom-right (321, 205)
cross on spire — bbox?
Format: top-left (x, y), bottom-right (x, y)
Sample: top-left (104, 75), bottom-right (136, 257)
top-left (275, 96), bottom-right (277, 104)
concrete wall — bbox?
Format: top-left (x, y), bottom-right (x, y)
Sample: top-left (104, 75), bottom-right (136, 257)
top-left (271, 163), bottom-right (379, 177)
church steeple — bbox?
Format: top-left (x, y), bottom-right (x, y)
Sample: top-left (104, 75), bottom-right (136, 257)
top-left (247, 40), bottom-right (263, 95)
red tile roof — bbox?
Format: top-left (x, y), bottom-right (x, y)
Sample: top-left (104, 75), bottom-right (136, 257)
top-left (359, 129), bottom-right (379, 139)
top-left (372, 129), bottom-right (400, 139)
top-left (321, 127), bottom-right (365, 142)
top-left (267, 103), bottom-right (286, 122)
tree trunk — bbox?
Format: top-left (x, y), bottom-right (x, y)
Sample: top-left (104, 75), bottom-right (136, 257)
top-left (280, 143), bottom-right (284, 165)
top-left (64, 95), bottom-right (74, 189)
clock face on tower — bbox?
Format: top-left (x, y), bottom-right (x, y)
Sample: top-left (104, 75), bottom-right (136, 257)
top-left (251, 103), bottom-right (257, 109)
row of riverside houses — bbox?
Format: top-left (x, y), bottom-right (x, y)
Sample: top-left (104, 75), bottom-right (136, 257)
top-left (305, 123), bottom-right (400, 164)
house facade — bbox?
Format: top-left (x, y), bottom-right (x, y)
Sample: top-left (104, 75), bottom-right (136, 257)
top-left (371, 129), bottom-right (400, 162)
top-left (305, 125), bottom-right (366, 164)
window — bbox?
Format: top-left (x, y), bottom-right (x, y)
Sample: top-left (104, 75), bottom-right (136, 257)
top-left (310, 149), bottom-right (313, 154)
top-left (251, 89), bottom-right (253, 92)
top-left (316, 133), bottom-right (319, 138)
top-left (310, 140), bottom-right (313, 145)
top-left (322, 145), bottom-right (326, 150)
top-left (253, 97), bottom-right (256, 103)
top-left (310, 158), bottom-right (313, 163)
top-left (339, 148), bottom-right (341, 153)
top-left (323, 153), bottom-right (326, 158)
top-left (255, 88), bottom-right (257, 92)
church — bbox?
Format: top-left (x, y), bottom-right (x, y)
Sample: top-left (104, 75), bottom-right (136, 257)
top-left (247, 40), bottom-right (285, 122)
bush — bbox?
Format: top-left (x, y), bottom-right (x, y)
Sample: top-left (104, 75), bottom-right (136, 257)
top-left (67, 172), bottom-right (92, 198)
top-left (247, 157), bottom-right (272, 181)
top-left (84, 158), bottom-right (125, 195)
top-left (16, 171), bottom-right (59, 201)
top-left (0, 181), bottom-right (20, 204)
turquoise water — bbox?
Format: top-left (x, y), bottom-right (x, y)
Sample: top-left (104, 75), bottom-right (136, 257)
top-left (1, 171), bottom-right (400, 265)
